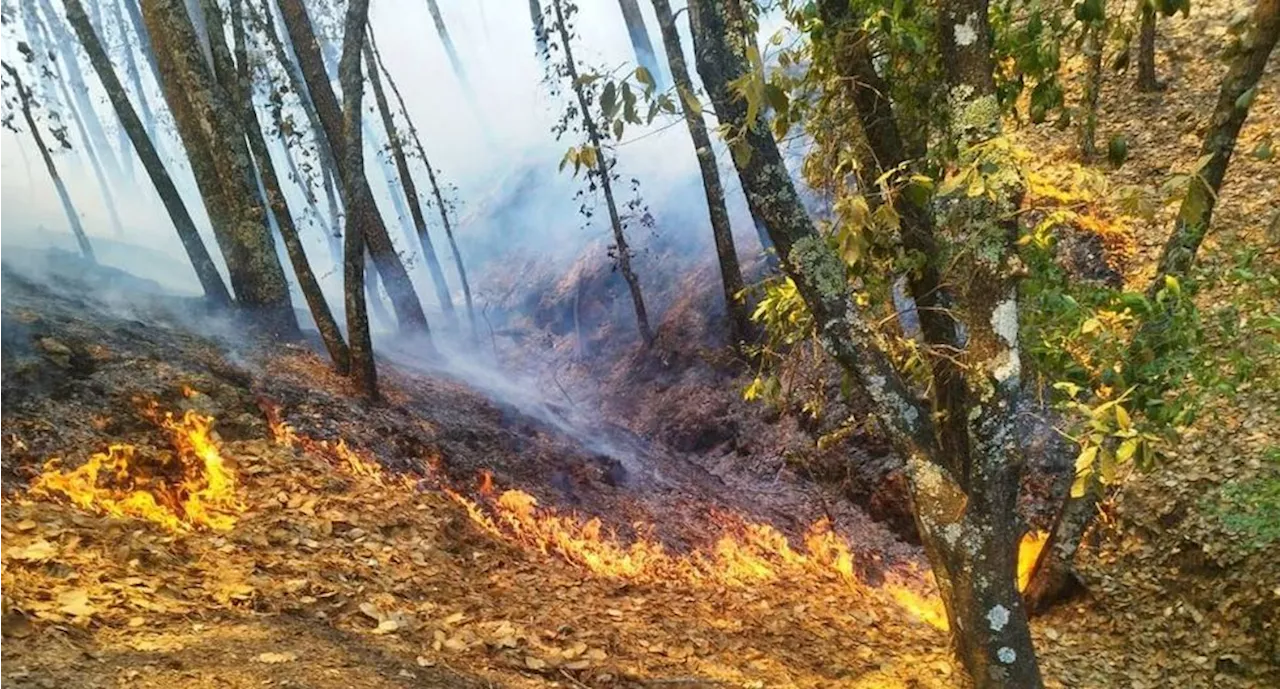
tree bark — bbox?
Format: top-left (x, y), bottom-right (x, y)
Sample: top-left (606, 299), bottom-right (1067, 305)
top-left (552, 0), bottom-right (653, 345)
top-left (651, 0), bottom-right (749, 344)
top-left (61, 0), bottom-right (232, 306)
top-left (1137, 2), bottom-right (1160, 91)
top-left (1079, 11), bottom-right (1104, 160)
top-left (368, 31), bottom-right (478, 339)
top-left (140, 0), bottom-right (299, 338)
top-left (276, 0), bottom-right (432, 338)
top-left (337, 0), bottom-right (378, 399)
top-left (1150, 0), bottom-right (1279, 296)
top-left (618, 0), bottom-right (665, 89)
top-left (363, 40), bottom-right (458, 329)
top-left (226, 0), bottom-right (351, 372)
top-left (4, 61), bottom-right (95, 263)
top-left (1024, 469), bottom-right (1098, 613)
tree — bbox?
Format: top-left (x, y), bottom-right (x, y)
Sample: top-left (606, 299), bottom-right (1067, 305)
top-left (650, 0), bottom-right (749, 344)
top-left (223, 0), bottom-right (350, 372)
top-left (1136, 1), bottom-right (1161, 91)
top-left (689, 0), bottom-right (1042, 684)
top-left (618, 0), bottom-right (664, 90)
top-left (60, 0), bottom-right (232, 306)
top-left (140, 0), bottom-right (299, 338)
top-left (276, 0), bottom-right (432, 338)
top-left (368, 30), bottom-right (478, 338)
top-left (1025, 0), bottom-right (1280, 610)
top-left (337, 0), bottom-right (377, 399)
top-left (1078, 0), bottom-right (1106, 159)
top-left (108, 0), bottom-right (157, 141)
top-left (548, 0), bottom-right (653, 345)
top-left (3, 60), bottom-right (95, 262)
top-left (364, 37), bottom-right (458, 329)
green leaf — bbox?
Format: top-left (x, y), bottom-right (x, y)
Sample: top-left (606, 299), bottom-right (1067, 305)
top-left (678, 85), bottom-right (702, 117)
top-left (1235, 85), bottom-right (1258, 111)
top-left (613, 118), bottom-right (624, 140)
top-left (634, 66), bottom-right (654, 91)
top-left (600, 82), bottom-right (618, 120)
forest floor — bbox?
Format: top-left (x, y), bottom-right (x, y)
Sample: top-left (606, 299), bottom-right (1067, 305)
top-left (2, 1), bottom-right (1278, 687)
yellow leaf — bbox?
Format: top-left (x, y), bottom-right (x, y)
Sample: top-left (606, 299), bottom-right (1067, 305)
top-left (524, 656), bottom-right (547, 670)
top-left (57, 589), bottom-right (96, 618)
top-left (1115, 405), bottom-right (1131, 431)
top-left (1081, 317), bottom-right (1102, 334)
top-left (1070, 470), bottom-right (1091, 498)
top-left (1116, 437), bottom-right (1139, 463)
top-left (1074, 445), bottom-right (1099, 473)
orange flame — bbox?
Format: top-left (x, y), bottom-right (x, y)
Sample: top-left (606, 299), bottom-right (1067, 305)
top-left (1017, 530), bottom-right (1049, 592)
top-left (260, 401), bottom-right (298, 448)
top-left (30, 408), bottom-right (243, 532)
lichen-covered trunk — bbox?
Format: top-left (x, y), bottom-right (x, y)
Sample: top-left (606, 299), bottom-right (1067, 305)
top-left (225, 0), bottom-right (350, 373)
top-left (140, 0), bottom-right (299, 339)
top-left (276, 0), bottom-right (431, 339)
top-left (338, 0), bottom-right (378, 399)
top-left (1150, 0), bottom-right (1279, 295)
top-left (61, 0), bottom-right (232, 306)
top-left (552, 0), bottom-right (652, 345)
top-left (364, 41), bottom-right (458, 329)
top-left (1079, 15), bottom-right (1104, 160)
top-left (5, 63), bottom-right (95, 263)
top-left (1137, 2), bottom-right (1160, 91)
top-left (618, 0), bottom-right (664, 89)
top-left (651, 0), bottom-right (748, 344)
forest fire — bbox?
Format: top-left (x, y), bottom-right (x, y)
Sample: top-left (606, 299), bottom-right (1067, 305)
top-left (28, 407), bottom-right (242, 532)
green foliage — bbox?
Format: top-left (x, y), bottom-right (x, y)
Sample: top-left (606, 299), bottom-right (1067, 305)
top-left (1202, 447), bottom-right (1280, 550)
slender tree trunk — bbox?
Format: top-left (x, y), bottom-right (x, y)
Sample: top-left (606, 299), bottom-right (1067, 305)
top-left (368, 30), bottom-right (478, 337)
top-left (425, 0), bottom-right (465, 88)
top-left (1079, 12), bottom-right (1104, 160)
top-left (141, 0), bottom-right (299, 338)
top-left (4, 63), bottom-right (95, 262)
top-left (227, 0), bottom-right (350, 372)
top-left (618, 0), bottom-right (664, 89)
top-left (276, 0), bottom-right (432, 338)
top-left (364, 41), bottom-right (458, 329)
top-left (61, 0), bottom-right (232, 306)
top-left (33, 0), bottom-right (126, 187)
top-left (120, 0), bottom-right (162, 88)
top-left (338, 0), bottom-right (378, 399)
top-left (651, 0), bottom-right (748, 344)
top-left (1026, 0), bottom-right (1280, 611)
top-left (529, 0), bottom-right (549, 58)
top-left (1149, 0), bottom-right (1279, 296)
top-left (110, 0), bottom-right (157, 142)
top-left (366, 253), bottom-right (396, 333)
top-left (552, 0), bottom-right (653, 345)
top-left (32, 0), bottom-right (127, 237)
top-left (1137, 2), bottom-right (1160, 92)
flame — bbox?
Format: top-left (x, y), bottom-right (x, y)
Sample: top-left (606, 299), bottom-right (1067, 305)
top-left (446, 483), bottom-right (950, 630)
top-left (260, 401), bottom-right (298, 448)
top-left (478, 470), bottom-right (494, 496)
top-left (1017, 530), bottom-right (1049, 592)
top-left (30, 409), bottom-right (243, 532)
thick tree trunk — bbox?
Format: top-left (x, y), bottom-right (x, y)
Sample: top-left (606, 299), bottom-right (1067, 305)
top-left (364, 41), bottom-right (458, 328)
top-left (337, 0), bottom-right (378, 399)
top-left (618, 0), bottom-right (664, 89)
top-left (552, 0), bottom-right (653, 345)
top-left (276, 0), bottom-right (432, 338)
top-left (1079, 13), bottom-right (1104, 160)
top-left (61, 0), bottom-right (232, 306)
top-left (226, 0), bottom-right (351, 373)
top-left (368, 32), bottom-right (478, 339)
top-left (1137, 2), bottom-right (1160, 91)
top-left (140, 0), bottom-right (299, 338)
top-left (651, 0), bottom-right (748, 344)
top-left (1150, 0), bottom-right (1279, 295)
top-left (109, 0), bottom-right (158, 142)
top-left (4, 62), bottom-right (95, 263)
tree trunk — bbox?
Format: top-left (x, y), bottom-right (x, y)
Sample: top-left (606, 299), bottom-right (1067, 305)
top-left (226, 0), bottom-right (351, 372)
top-left (1137, 2), bottom-right (1160, 91)
top-left (425, 0), bottom-right (466, 89)
top-left (4, 62), bottom-right (95, 263)
top-left (33, 0), bottom-right (127, 238)
top-left (119, 0), bottom-right (163, 87)
top-left (1024, 470), bottom-right (1099, 613)
top-left (61, 0), bottom-right (232, 306)
top-left (109, 0), bottom-right (158, 142)
top-left (337, 0), bottom-right (378, 399)
top-left (552, 0), bottom-right (653, 345)
top-left (1150, 0), bottom-right (1279, 295)
top-left (651, 0), bottom-right (748, 344)
top-left (529, 0), bottom-right (549, 59)
top-left (363, 41), bottom-right (459, 328)
top-left (368, 31), bottom-right (478, 339)
top-left (140, 0), bottom-right (299, 338)
top-left (618, 0), bottom-right (664, 89)
top-left (1079, 12), bottom-right (1104, 160)
top-left (276, 0), bottom-right (432, 338)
